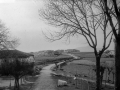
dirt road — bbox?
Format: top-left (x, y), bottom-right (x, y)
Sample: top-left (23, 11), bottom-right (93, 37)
top-left (31, 64), bottom-right (57, 90)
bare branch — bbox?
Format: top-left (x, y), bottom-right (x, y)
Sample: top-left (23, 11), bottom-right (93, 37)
top-left (0, 20), bottom-right (19, 50)
top-left (40, 0), bottom-right (113, 56)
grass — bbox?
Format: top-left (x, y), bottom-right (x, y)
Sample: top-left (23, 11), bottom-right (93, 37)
top-left (0, 83), bottom-right (34, 90)
top-left (35, 54), bottom-right (73, 61)
top-left (82, 58), bottom-right (114, 62)
top-left (35, 54), bottom-right (73, 65)
top-left (51, 74), bottom-right (93, 90)
top-left (18, 83), bottom-right (34, 90)
top-left (25, 76), bottom-right (39, 82)
top-left (51, 54), bottom-right (114, 90)
top-left (52, 71), bottom-right (114, 90)
top-left (0, 76), bottom-right (38, 90)
top-left (56, 63), bottom-right (94, 78)
top-left (70, 52), bottom-right (106, 58)
top-left (0, 51), bottom-right (113, 90)
top-left (72, 58), bottom-right (114, 63)
top-left (58, 62), bottom-right (114, 83)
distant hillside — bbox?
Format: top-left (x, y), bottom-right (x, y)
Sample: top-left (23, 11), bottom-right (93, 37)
top-left (76, 46), bottom-right (103, 52)
top-left (76, 46), bottom-right (94, 52)
top-left (33, 49), bottom-right (80, 57)
top-left (33, 50), bottom-right (55, 57)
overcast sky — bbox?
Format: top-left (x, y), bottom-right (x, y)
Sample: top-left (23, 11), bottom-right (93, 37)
top-left (0, 0), bottom-right (114, 52)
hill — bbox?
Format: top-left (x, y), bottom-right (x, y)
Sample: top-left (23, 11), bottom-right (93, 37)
top-left (76, 46), bottom-right (94, 52)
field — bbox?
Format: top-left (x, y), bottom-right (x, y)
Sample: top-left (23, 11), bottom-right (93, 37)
top-left (70, 52), bottom-right (106, 58)
top-left (52, 75), bottom-right (114, 90)
top-left (34, 54), bottom-right (73, 65)
top-left (53, 51), bottom-right (115, 87)
top-left (33, 51), bottom-right (115, 90)
top-left (53, 61), bottom-right (114, 90)
top-left (61, 62), bottom-right (114, 81)
top-left (72, 58), bottom-right (114, 64)
top-left (35, 51), bottom-right (115, 83)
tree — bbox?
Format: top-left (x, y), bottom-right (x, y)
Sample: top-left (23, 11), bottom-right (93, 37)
top-left (40, 0), bottom-right (113, 90)
top-left (46, 50), bottom-right (54, 56)
top-left (104, 50), bottom-right (110, 57)
top-left (0, 50), bottom-right (34, 90)
top-left (54, 50), bottom-right (61, 56)
top-left (104, 50), bottom-right (114, 58)
top-left (105, 61), bottom-right (115, 83)
top-left (98, 0), bottom-right (120, 89)
top-left (92, 62), bottom-right (106, 88)
top-left (0, 20), bottom-right (19, 50)
top-left (105, 50), bottom-right (111, 54)
top-left (0, 58), bottom-right (34, 90)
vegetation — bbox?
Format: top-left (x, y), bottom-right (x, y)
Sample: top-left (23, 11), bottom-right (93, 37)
top-left (53, 62), bottom-right (114, 90)
top-left (92, 63), bottom-right (106, 87)
top-left (0, 83), bottom-right (34, 90)
top-left (69, 52), bottom-right (106, 58)
top-left (25, 76), bottom-right (38, 82)
top-left (0, 20), bottom-right (19, 50)
top-left (104, 50), bottom-right (114, 58)
top-left (0, 58), bottom-right (34, 90)
top-left (64, 49), bottom-right (80, 53)
top-left (41, 0), bottom-right (114, 89)
top-left (52, 51), bottom-right (115, 90)
top-left (99, 0), bottom-right (120, 89)
top-left (35, 54), bottom-right (73, 65)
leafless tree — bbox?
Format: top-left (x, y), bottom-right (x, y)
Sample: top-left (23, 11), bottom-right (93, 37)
top-left (40, 0), bottom-right (113, 90)
top-left (0, 20), bottom-right (19, 50)
top-left (98, 0), bottom-right (120, 90)
top-left (92, 62), bottom-right (106, 88)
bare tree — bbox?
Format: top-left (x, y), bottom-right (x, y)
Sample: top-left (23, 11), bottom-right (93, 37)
top-left (105, 61), bottom-right (115, 83)
top-left (0, 20), bottom-right (19, 50)
top-left (98, 0), bottom-right (120, 90)
top-left (92, 62), bottom-right (106, 88)
top-left (0, 58), bottom-right (34, 90)
top-left (40, 0), bottom-right (113, 90)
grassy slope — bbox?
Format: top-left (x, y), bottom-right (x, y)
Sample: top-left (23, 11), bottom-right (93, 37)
top-left (35, 54), bottom-right (72, 61)
top-left (70, 52), bottom-right (114, 61)
top-left (70, 52), bottom-right (106, 58)
top-left (34, 54), bottom-right (73, 65)
top-left (56, 52), bottom-right (115, 85)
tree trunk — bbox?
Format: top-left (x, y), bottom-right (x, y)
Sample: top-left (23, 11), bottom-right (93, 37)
top-left (14, 79), bottom-right (16, 90)
top-left (107, 68), bottom-right (111, 82)
top-left (113, 72), bottom-right (115, 84)
top-left (17, 79), bottom-right (19, 90)
top-left (100, 69), bottom-right (105, 89)
top-left (115, 37), bottom-right (120, 90)
top-left (96, 56), bottom-right (101, 90)
top-left (14, 77), bottom-right (19, 90)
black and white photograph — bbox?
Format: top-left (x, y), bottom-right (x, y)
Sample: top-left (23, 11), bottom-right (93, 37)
top-left (0, 0), bottom-right (119, 90)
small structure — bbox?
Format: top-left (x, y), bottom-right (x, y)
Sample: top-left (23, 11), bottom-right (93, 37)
top-left (57, 79), bottom-right (67, 86)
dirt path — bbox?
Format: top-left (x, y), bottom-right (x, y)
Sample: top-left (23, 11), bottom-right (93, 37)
top-left (31, 64), bottom-right (57, 90)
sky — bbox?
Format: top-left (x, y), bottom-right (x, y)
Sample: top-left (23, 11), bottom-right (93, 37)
top-left (0, 0), bottom-right (114, 52)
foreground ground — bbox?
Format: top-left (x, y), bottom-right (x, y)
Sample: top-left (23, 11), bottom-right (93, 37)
top-left (0, 61), bottom-right (114, 90)
top-left (0, 52), bottom-right (115, 90)
top-left (31, 64), bottom-right (57, 90)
